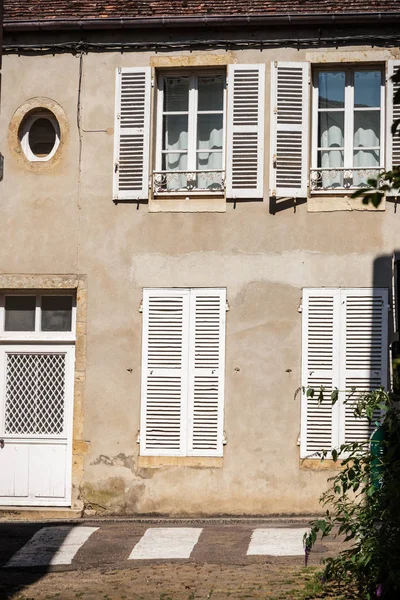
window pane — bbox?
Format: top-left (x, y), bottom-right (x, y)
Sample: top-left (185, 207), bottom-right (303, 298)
top-left (41, 296), bottom-right (72, 332)
top-left (318, 72), bottom-right (345, 108)
top-left (196, 153), bottom-right (223, 190)
top-left (318, 112), bottom-right (344, 148)
top-left (353, 150), bottom-right (381, 186)
top-left (354, 111), bottom-right (380, 148)
top-left (198, 75), bottom-right (224, 111)
top-left (164, 77), bottom-right (189, 112)
top-left (318, 150), bottom-right (344, 188)
top-left (162, 153), bottom-right (188, 171)
top-left (197, 152), bottom-right (223, 170)
top-left (163, 115), bottom-right (188, 151)
top-left (5, 296), bottom-right (36, 331)
top-left (354, 71), bottom-right (381, 108)
top-left (197, 114), bottom-right (223, 150)
top-left (318, 149), bottom-right (344, 168)
top-left (29, 118), bottom-right (56, 158)
top-left (354, 149), bottom-right (380, 168)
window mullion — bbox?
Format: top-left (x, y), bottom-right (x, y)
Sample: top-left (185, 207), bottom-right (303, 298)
top-left (188, 75), bottom-right (197, 172)
top-left (35, 295), bottom-right (41, 333)
top-left (344, 69), bottom-right (354, 170)
top-left (311, 71), bottom-right (319, 170)
top-left (155, 74), bottom-right (164, 172)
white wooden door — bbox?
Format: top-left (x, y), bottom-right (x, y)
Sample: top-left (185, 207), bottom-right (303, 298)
top-left (0, 345), bottom-right (75, 506)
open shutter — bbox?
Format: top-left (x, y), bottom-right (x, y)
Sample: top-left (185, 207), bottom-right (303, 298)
top-left (113, 67), bottom-right (151, 201)
top-left (301, 289), bottom-right (339, 458)
top-left (341, 289), bottom-right (388, 445)
top-left (270, 62), bottom-right (309, 198)
top-left (226, 65), bottom-right (265, 199)
top-left (387, 60), bottom-right (400, 177)
top-left (140, 289), bottom-right (189, 456)
top-left (187, 289), bottom-right (226, 456)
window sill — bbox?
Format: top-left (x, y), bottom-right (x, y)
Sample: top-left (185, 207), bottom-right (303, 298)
top-left (149, 195), bottom-right (226, 213)
top-left (300, 458), bottom-right (342, 471)
top-left (138, 456), bottom-right (224, 468)
top-left (308, 195), bottom-right (385, 212)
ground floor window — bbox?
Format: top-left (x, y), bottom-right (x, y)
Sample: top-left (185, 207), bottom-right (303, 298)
top-left (140, 288), bottom-right (226, 457)
top-left (301, 288), bottom-right (388, 458)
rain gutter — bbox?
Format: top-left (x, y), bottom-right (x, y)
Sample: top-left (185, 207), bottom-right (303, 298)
top-left (3, 12), bottom-right (400, 32)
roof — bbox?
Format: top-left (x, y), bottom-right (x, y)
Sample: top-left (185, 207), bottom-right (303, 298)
top-left (4, 0), bottom-right (400, 23)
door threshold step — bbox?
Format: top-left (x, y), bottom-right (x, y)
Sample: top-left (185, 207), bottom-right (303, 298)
top-left (0, 507), bottom-right (82, 521)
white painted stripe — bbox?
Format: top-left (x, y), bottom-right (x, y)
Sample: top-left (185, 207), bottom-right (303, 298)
top-left (129, 527), bottom-right (202, 560)
top-left (5, 526), bottom-right (99, 567)
top-left (247, 528), bottom-right (309, 556)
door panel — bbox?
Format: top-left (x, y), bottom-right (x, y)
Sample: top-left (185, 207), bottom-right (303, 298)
top-left (31, 444), bottom-right (67, 499)
top-left (0, 444), bottom-right (29, 497)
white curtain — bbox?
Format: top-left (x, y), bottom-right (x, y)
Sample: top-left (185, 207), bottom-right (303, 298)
top-left (319, 112), bottom-right (344, 188)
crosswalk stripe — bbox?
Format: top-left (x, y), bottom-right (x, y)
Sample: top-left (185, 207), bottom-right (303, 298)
top-left (246, 528), bottom-right (309, 556)
top-left (4, 526), bottom-right (99, 567)
top-left (128, 527), bottom-right (202, 560)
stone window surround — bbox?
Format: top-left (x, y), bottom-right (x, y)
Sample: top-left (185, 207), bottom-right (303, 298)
top-left (8, 97), bottom-right (69, 173)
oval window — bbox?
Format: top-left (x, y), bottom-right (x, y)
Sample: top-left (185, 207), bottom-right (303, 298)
top-left (19, 110), bottom-right (60, 162)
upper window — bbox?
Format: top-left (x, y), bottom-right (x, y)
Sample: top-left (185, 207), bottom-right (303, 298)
top-left (311, 67), bottom-right (385, 192)
top-left (154, 72), bottom-right (226, 194)
top-left (18, 109), bottom-right (60, 162)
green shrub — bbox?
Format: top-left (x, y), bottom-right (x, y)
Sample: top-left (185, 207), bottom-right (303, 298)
top-left (304, 388), bottom-right (400, 599)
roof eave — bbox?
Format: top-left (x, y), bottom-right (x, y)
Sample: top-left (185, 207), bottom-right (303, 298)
top-left (3, 12), bottom-right (400, 32)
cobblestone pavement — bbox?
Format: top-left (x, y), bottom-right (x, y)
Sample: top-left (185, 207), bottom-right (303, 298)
top-left (0, 520), bottom-right (348, 600)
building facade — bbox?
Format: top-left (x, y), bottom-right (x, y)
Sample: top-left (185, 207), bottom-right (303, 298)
top-left (0, 0), bottom-right (400, 516)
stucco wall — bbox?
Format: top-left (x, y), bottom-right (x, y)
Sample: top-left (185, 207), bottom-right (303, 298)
top-left (1, 44), bottom-right (399, 515)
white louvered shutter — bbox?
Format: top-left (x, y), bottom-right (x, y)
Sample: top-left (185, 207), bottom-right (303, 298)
top-left (140, 290), bottom-right (189, 456)
top-left (113, 67), bottom-right (151, 201)
top-left (341, 289), bottom-right (388, 445)
top-left (393, 252), bottom-right (398, 334)
top-left (387, 60), bottom-right (400, 194)
top-left (270, 62), bottom-right (309, 198)
top-left (226, 65), bottom-right (265, 198)
top-left (187, 289), bottom-right (226, 456)
top-left (301, 290), bottom-right (340, 458)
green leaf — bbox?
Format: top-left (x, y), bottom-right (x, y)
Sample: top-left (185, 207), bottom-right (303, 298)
top-left (331, 388), bottom-right (339, 405)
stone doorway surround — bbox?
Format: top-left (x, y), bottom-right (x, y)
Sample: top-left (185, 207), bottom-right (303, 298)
top-left (0, 274), bottom-right (88, 518)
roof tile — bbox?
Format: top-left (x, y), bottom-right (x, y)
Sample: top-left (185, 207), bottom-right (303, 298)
top-left (3, 0), bottom-right (400, 22)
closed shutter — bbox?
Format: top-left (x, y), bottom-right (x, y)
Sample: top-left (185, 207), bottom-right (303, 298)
top-left (387, 61), bottom-right (400, 194)
top-left (141, 289), bottom-right (226, 457)
top-left (187, 289), bottom-right (226, 456)
top-left (226, 65), bottom-right (265, 199)
top-left (113, 67), bottom-right (151, 201)
top-left (140, 290), bottom-right (190, 456)
top-left (341, 289), bottom-right (388, 444)
top-left (301, 290), bottom-right (339, 457)
top-left (270, 62), bottom-right (309, 198)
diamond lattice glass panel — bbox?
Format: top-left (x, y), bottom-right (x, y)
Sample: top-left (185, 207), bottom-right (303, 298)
top-left (4, 353), bottom-right (66, 435)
